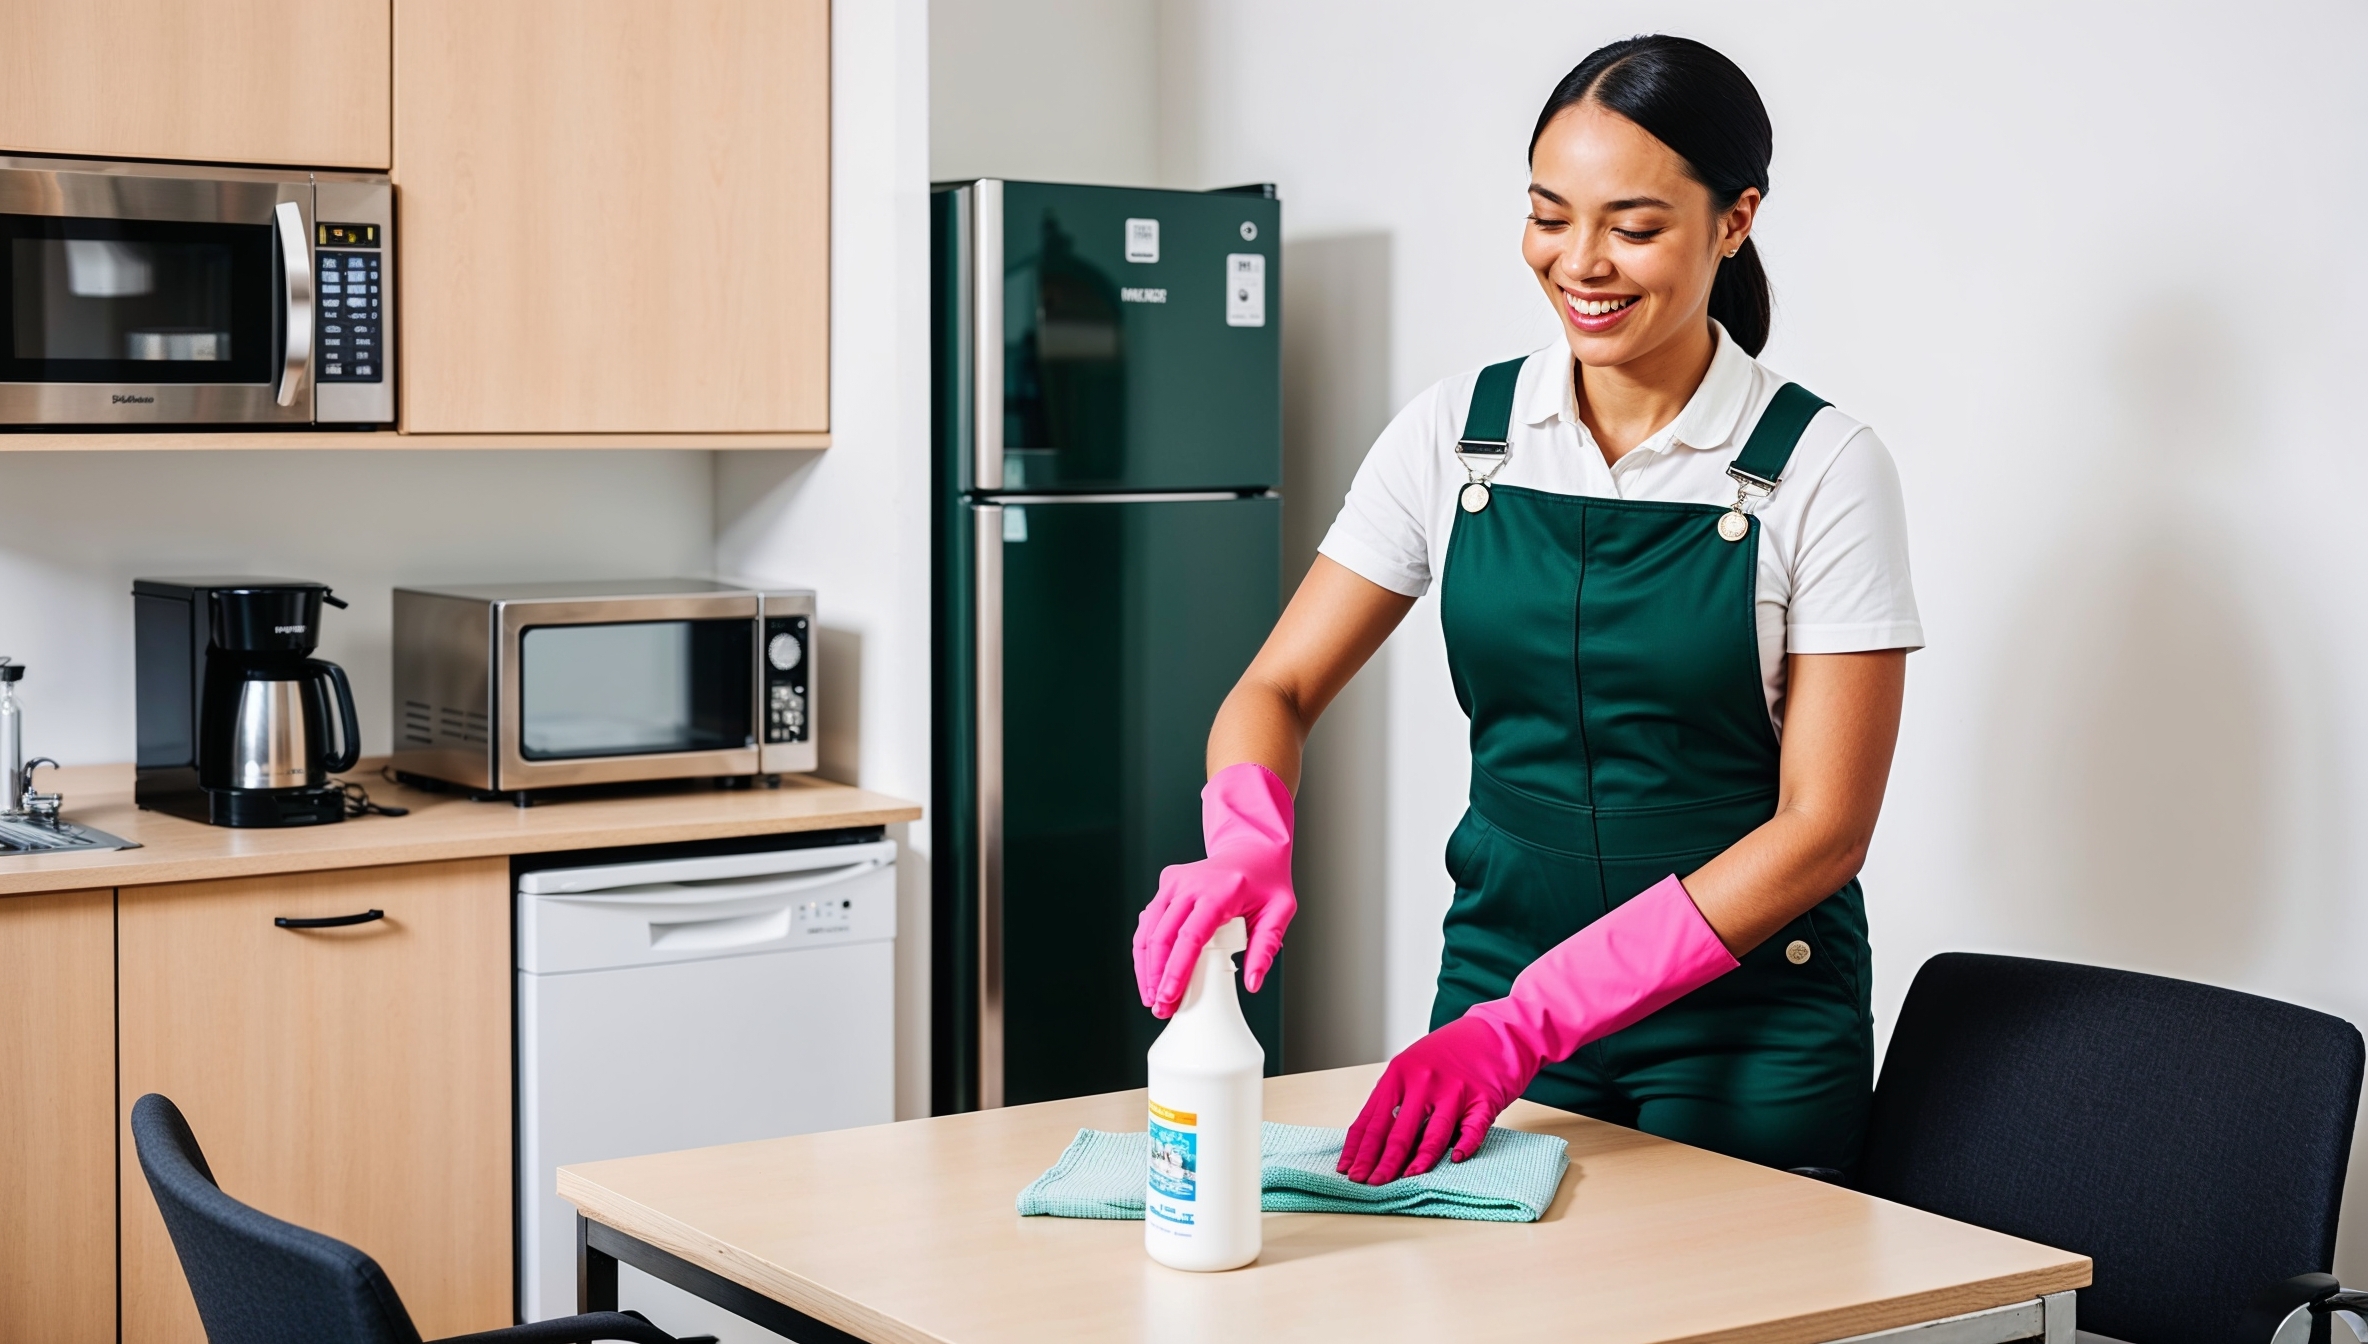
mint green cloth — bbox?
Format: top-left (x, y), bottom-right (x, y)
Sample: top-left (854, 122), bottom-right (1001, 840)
top-left (1015, 1121), bottom-right (1567, 1223)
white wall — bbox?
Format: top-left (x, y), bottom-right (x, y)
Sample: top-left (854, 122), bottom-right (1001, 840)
top-left (1164, 0), bottom-right (2368, 1273)
top-left (716, 0), bottom-right (937, 1122)
top-left (0, 450), bottom-right (714, 763)
top-left (929, 0), bottom-right (1159, 184)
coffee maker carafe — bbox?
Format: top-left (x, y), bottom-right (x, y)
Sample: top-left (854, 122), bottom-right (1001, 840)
top-left (134, 578), bottom-right (360, 827)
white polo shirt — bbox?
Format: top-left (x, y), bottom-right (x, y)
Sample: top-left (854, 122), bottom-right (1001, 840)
top-left (1318, 324), bottom-right (1923, 731)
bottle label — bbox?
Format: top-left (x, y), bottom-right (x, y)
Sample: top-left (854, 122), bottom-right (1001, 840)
top-left (1146, 1099), bottom-right (1197, 1227)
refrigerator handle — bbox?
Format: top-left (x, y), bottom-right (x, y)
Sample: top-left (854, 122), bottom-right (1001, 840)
top-left (976, 503), bottom-right (1005, 1108)
top-left (972, 179), bottom-right (1004, 492)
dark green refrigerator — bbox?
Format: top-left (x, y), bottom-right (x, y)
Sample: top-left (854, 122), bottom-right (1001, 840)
top-left (934, 179), bottom-right (1284, 1112)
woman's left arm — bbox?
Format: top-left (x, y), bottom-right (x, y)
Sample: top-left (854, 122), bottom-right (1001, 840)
top-left (1682, 649), bottom-right (1907, 955)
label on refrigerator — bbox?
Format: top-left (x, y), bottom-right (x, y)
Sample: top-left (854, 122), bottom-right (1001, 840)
top-left (1147, 1099), bottom-right (1198, 1225)
top-left (1226, 254), bottom-right (1266, 327)
top-left (1125, 218), bottom-right (1160, 263)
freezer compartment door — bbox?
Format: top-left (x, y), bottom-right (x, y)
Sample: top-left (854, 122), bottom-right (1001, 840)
top-left (516, 940), bottom-right (894, 1322)
top-left (990, 495), bottom-right (1284, 1105)
top-left (946, 181), bottom-right (1281, 494)
top-left (519, 839), bottom-right (897, 974)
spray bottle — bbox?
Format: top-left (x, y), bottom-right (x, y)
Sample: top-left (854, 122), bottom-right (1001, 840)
top-left (1144, 915), bottom-right (1264, 1271)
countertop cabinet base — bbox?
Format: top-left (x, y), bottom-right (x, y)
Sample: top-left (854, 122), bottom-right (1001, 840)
top-left (0, 888), bottom-right (116, 1344)
top-left (117, 859), bottom-right (513, 1343)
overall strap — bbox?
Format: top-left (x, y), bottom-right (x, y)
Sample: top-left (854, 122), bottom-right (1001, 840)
top-left (1728, 382), bottom-right (1830, 489)
top-left (1457, 357), bottom-right (1528, 454)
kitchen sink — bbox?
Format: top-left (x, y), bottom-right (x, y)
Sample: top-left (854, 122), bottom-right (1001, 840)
top-left (0, 816), bottom-right (138, 854)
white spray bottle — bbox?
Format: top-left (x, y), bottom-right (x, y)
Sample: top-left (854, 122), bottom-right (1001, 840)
top-left (1144, 916), bottom-right (1264, 1271)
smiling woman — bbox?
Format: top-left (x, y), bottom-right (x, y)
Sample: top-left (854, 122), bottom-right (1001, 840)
top-left (1130, 34), bottom-right (1923, 1188)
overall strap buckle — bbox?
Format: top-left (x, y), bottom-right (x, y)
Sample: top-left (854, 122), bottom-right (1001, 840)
top-left (1454, 358), bottom-right (1527, 514)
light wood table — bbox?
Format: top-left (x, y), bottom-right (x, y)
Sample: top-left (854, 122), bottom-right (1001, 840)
top-left (559, 1065), bottom-right (2090, 1344)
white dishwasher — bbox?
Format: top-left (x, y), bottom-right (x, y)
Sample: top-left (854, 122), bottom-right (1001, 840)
top-left (517, 835), bottom-right (898, 1338)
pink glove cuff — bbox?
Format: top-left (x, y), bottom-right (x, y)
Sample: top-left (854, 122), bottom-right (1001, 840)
top-left (1203, 761), bottom-right (1293, 857)
top-left (1463, 874), bottom-right (1740, 1085)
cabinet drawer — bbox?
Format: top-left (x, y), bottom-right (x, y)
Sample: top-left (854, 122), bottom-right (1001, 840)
top-left (119, 859), bottom-right (510, 1343)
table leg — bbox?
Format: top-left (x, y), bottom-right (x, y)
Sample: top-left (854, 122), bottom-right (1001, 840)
top-left (578, 1212), bottom-right (619, 1312)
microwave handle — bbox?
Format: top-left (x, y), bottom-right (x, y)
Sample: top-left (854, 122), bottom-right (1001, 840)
top-left (274, 200), bottom-right (314, 408)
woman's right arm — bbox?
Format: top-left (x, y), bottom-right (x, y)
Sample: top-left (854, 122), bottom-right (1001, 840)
top-left (1207, 555), bottom-right (1417, 788)
top-left (1133, 556), bottom-right (1417, 1015)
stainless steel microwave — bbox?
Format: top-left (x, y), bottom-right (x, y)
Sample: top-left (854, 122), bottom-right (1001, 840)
top-left (390, 581), bottom-right (815, 796)
top-left (1, 155), bottom-right (392, 427)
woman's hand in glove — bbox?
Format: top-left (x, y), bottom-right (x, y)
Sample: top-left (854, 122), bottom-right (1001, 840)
top-left (1133, 762), bottom-right (1296, 1018)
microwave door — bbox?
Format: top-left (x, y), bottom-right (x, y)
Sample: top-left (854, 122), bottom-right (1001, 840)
top-left (495, 597), bottom-right (763, 791)
top-left (0, 159), bottom-right (313, 425)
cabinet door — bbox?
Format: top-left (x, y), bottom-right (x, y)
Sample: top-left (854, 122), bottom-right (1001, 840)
top-left (119, 860), bottom-right (510, 1343)
top-left (393, 0), bottom-right (830, 433)
top-left (0, 889), bottom-right (115, 1344)
top-left (0, 0), bottom-right (391, 168)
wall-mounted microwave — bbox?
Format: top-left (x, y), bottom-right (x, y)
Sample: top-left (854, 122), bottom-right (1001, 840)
top-left (0, 155), bottom-right (392, 427)
top-left (391, 581), bottom-right (815, 797)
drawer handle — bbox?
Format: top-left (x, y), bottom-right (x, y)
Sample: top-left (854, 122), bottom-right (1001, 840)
top-left (274, 909), bottom-right (385, 930)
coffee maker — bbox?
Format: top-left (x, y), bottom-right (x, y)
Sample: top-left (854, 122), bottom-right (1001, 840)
top-left (134, 578), bottom-right (360, 827)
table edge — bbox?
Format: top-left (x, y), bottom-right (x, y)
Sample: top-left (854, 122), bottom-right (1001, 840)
top-left (561, 1172), bottom-right (945, 1344)
top-left (558, 1167), bottom-right (2093, 1344)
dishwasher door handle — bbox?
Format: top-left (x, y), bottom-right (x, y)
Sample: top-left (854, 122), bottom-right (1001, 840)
top-left (548, 858), bottom-right (889, 910)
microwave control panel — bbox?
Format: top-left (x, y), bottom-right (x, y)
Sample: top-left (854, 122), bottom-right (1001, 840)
top-left (763, 615), bottom-right (810, 745)
top-left (316, 223), bottom-right (383, 384)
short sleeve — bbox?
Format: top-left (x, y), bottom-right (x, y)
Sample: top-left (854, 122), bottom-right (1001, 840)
top-left (1316, 384), bottom-right (1445, 598)
top-left (1784, 426), bottom-right (1924, 653)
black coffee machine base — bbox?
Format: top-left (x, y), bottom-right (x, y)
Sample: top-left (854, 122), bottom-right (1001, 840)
top-left (141, 783), bottom-right (348, 828)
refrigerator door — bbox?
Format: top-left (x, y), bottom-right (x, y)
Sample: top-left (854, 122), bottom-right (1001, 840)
top-left (936, 180), bottom-right (1281, 495)
top-left (963, 494), bottom-right (1284, 1108)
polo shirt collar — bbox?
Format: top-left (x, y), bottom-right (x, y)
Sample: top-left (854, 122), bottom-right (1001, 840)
top-left (1519, 321), bottom-right (1757, 454)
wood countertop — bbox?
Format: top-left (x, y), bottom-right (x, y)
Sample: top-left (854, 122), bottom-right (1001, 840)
top-left (559, 1065), bottom-right (2091, 1344)
top-left (0, 760), bottom-right (920, 897)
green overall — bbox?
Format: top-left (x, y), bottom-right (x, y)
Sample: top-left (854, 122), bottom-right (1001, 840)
top-left (1429, 358), bottom-right (1874, 1171)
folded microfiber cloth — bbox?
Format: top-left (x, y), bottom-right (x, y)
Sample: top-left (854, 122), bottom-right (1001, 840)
top-left (1015, 1121), bottom-right (1567, 1223)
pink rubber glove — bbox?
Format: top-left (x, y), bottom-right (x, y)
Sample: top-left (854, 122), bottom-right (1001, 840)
top-left (1134, 762), bottom-right (1296, 1018)
top-left (1338, 874), bottom-right (1740, 1184)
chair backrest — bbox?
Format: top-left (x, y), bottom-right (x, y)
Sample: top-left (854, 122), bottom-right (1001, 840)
top-left (130, 1093), bottom-right (424, 1344)
top-left (1860, 954), bottom-right (2363, 1344)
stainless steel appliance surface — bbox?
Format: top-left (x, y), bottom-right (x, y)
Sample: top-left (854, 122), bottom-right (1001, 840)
top-left (1, 155), bottom-right (393, 427)
top-left (392, 579), bottom-right (816, 798)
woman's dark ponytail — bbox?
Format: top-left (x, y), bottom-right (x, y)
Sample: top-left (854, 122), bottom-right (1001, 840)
top-left (1531, 36), bottom-right (1776, 355)
top-left (1708, 237), bottom-right (1772, 356)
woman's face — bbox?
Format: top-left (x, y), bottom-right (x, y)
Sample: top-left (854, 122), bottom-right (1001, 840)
top-left (1523, 101), bottom-right (1758, 370)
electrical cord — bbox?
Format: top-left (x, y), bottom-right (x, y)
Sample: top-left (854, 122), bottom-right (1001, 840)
top-left (339, 776), bottom-right (409, 818)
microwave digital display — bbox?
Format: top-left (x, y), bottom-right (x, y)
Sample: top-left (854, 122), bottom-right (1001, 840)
top-left (517, 619), bottom-right (754, 761)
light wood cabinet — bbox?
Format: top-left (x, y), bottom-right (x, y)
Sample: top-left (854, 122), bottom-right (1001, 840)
top-left (392, 0), bottom-right (831, 434)
top-left (118, 860), bottom-right (511, 1343)
top-left (0, 889), bottom-right (116, 1344)
top-left (0, 0), bottom-right (391, 168)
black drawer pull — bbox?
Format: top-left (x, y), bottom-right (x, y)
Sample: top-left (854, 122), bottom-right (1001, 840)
top-left (274, 909), bottom-right (385, 930)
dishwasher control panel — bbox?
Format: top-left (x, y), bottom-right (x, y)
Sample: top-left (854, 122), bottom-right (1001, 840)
top-left (516, 837), bottom-right (897, 974)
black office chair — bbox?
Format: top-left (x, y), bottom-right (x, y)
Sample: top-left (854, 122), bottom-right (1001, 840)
top-left (1847, 953), bottom-right (2364, 1344)
top-left (131, 1093), bottom-right (716, 1344)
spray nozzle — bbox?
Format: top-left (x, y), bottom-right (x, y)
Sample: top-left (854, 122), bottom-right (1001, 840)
top-left (1209, 916), bottom-right (1248, 957)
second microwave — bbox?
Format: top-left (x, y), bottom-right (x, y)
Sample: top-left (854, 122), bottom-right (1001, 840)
top-left (391, 580), bottom-right (815, 797)
top-left (1, 154), bottom-right (392, 427)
